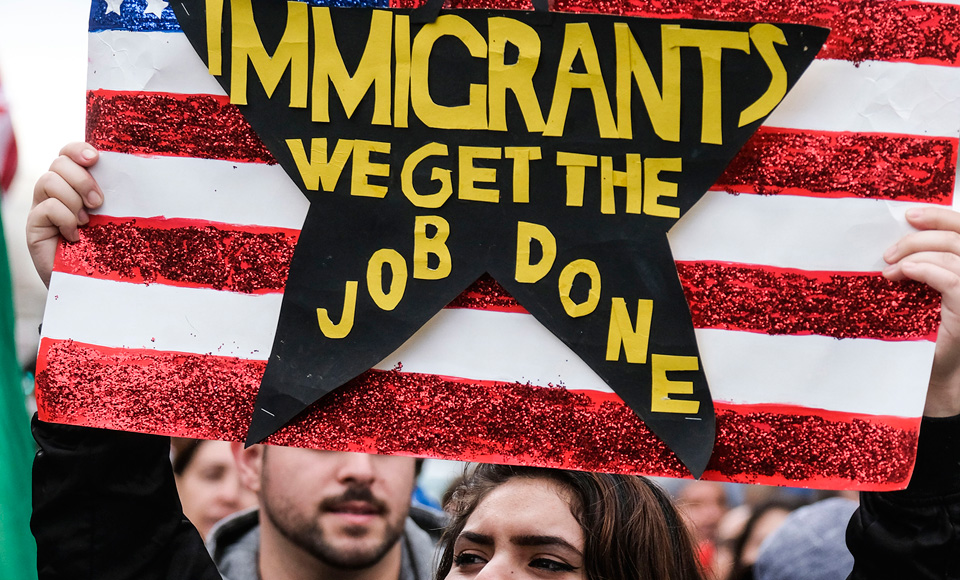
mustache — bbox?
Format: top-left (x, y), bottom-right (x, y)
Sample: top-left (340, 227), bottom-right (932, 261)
top-left (319, 485), bottom-right (388, 514)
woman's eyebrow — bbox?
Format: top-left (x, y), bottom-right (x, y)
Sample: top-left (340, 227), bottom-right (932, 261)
top-left (511, 535), bottom-right (583, 555)
top-left (460, 531), bottom-right (494, 545)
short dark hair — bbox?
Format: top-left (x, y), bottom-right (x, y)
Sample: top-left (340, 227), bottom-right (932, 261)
top-left (437, 464), bottom-right (705, 580)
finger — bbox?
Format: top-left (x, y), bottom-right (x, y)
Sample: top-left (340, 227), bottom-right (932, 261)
top-left (34, 155), bottom-right (103, 210)
top-left (58, 141), bottom-right (99, 168)
top-left (32, 170), bottom-right (90, 225)
top-left (888, 259), bottom-right (960, 302)
top-left (903, 206), bottom-right (960, 235)
top-left (27, 197), bottom-right (83, 243)
top-left (884, 229), bottom-right (960, 265)
top-left (884, 250), bottom-right (960, 283)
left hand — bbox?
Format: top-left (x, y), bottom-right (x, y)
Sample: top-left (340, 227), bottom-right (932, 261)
top-left (883, 207), bottom-right (960, 417)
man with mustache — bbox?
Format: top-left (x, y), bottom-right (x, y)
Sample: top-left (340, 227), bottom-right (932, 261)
top-left (205, 445), bottom-right (443, 580)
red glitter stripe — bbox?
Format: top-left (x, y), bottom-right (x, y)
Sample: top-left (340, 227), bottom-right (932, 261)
top-left (391, 0), bottom-right (960, 66)
top-left (86, 90), bottom-right (277, 164)
top-left (86, 90), bottom-right (956, 204)
top-left (54, 215), bottom-right (298, 294)
top-left (677, 261), bottom-right (941, 341)
top-left (54, 223), bottom-right (942, 342)
top-left (715, 128), bottom-right (957, 204)
top-left (36, 338), bottom-right (918, 490)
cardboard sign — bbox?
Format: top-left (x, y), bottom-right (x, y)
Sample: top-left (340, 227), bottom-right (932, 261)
top-left (35, 0), bottom-right (956, 489)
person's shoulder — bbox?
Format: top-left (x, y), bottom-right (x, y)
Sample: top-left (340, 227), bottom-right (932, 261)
top-left (408, 502), bottom-right (448, 543)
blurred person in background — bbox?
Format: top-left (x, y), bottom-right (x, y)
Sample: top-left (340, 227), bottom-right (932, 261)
top-left (675, 481), bottom-right (729, 570)
top-left (0, 66), bottom-right (37, 580)
top-left (724, 497), bottom-right (805, 580)
top-left (754, 497), bottom-right (859, 580)
top-left (170, 438), bottom-right (258, 541)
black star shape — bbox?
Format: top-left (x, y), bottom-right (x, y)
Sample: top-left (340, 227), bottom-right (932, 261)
top-left (171, 0), bottom-right (826, 477)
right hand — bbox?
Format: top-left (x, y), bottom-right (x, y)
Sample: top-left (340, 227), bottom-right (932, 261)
top-left (27, 142), bottom-right (103, 287)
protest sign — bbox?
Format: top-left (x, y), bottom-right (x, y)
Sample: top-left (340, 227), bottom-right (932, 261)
top-left (35, 0), bottom-right (957, 489)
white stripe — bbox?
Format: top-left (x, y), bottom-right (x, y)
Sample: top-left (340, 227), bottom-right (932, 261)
top-left (88, 30), bottom-right (225, 95)
top-left (91, 152), bottom-right (308, 229)
top-left (695, 328), bottom-right (932, 418)
top-left (43, 274), bottom-right (279, 359)
top-left (90, 154), bottom-right (926, 272)
top-left (769, 59), bottom-right (960, 137)
top-left (87, 31), bottom-right (960, 138)
top-left (43, 274), bottom-right (929, 417)
top-left (669, 192), bottom-right (924, 271)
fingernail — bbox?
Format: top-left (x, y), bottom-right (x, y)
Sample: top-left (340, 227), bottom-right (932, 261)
top-left (905, 208), bottom-right (922, 220)
top-left (81, 148), bottom-right (97, 161)
top-left (79, 208), bottom-right (89, 225)
top-left (88, 191), bottom-right (102, 206)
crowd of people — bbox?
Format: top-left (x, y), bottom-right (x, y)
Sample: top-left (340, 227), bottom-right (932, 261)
top-left (20, 142), bottom-right (960, 580)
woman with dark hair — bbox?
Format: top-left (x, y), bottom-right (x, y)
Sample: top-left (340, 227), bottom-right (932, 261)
top-left (437, 464), bottom-right (705, 580)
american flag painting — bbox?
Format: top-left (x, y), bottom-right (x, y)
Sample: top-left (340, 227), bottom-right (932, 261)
top-left (35, 0), bottom-right (958, 489)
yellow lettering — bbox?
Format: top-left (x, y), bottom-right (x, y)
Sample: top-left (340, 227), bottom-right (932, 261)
top-left (286, 138), bottom-right (354, 192)
top-left (651, 354), bottom-right (701, 414)
top-left (643, 157), bottom-right (681, 219)
top-left (605, 297), bottom-right (653, 363)
top-left (317, 280), bottom-right (358, 339)
top-left (312, 7), bottom-right (393, 125)
top-left (414, 215), bottom-right (452, 280)
top-left (504, 147), bottom-right (542, 203)
top-left (206, 0), bottom-right (225, 76)
top-left (459, 146), bottom-right (501, 203)
top-left (394, 14), bottom-right (411, 128)
top-left (556, 152), bottom-right (598, 208)
top-left (600, 154), bottom-right (642, 215)
top-left (664, 27), bottom-right (749, 145)
top-left (515, 221), bottom-right (557, 284)
top-left (615, 23), bottom-right (681, 142)
top-left (402, 142), bottom-right (453, 209)
top-left (230, 0), bottom-right (308, 107)
top-left (367, 248), bottom-right (407, 311)
top-left (545, 23), bottom-right (618, 139)
top-left (558, 259), bottom-right (601, 318)
top-left (488, 17), bottom-right (545, 133)
top-left (739, 24), bottom-right (788, 127)
top-left (411, 15), bottom-right (488, 130)
top-left (351, 140), bottom-right (391, 198)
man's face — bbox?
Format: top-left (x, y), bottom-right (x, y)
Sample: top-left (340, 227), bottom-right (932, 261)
top-left (257, 447), bottom-right (417, 569)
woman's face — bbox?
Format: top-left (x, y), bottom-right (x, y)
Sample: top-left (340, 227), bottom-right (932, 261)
top-left (175, 440), bottom-right (258, 540)
top-left (445, 477), bottom-right (586, 580)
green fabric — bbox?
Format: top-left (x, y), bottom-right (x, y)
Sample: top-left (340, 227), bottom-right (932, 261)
top-left (0, 211), bottom-right (37, 579)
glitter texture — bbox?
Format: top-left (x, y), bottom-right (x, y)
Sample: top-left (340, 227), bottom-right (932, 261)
top-left (677, 262), bottom-right (941, 340)
top-left (57, 217), bottom-right (297, 294)
top-left (37, 338), bottom-right (918, 489)
top-left (89, 0), bottom-right (181, 33)
top-left (615, 0), bottom-right (960, 66)
top-left (717, 128), bottom-right (957, 203)
top-left (446, 274), bottom-right (525, 312)
top-left (86, 91), bottom-right (276, 164)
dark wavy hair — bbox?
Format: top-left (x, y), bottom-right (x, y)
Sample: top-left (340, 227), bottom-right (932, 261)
top-left (437, 464), bottom-right (705, 580)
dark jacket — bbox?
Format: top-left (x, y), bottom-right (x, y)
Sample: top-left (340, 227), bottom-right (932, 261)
top-left (847, 414), bottom-right (960, 579)
top-left (31, 417), bottom-right (443, 580)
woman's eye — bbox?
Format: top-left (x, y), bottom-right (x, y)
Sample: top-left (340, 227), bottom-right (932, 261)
top-left (453, 552), bottom-right (488, 568)
top-left (530, 558), bottom-right (577, 573)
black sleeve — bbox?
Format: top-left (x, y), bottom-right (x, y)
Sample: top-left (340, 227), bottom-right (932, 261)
top-left (846, 415), bottom-right (960, 579)
top-left (31, 416), bottom-right (223, 580)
